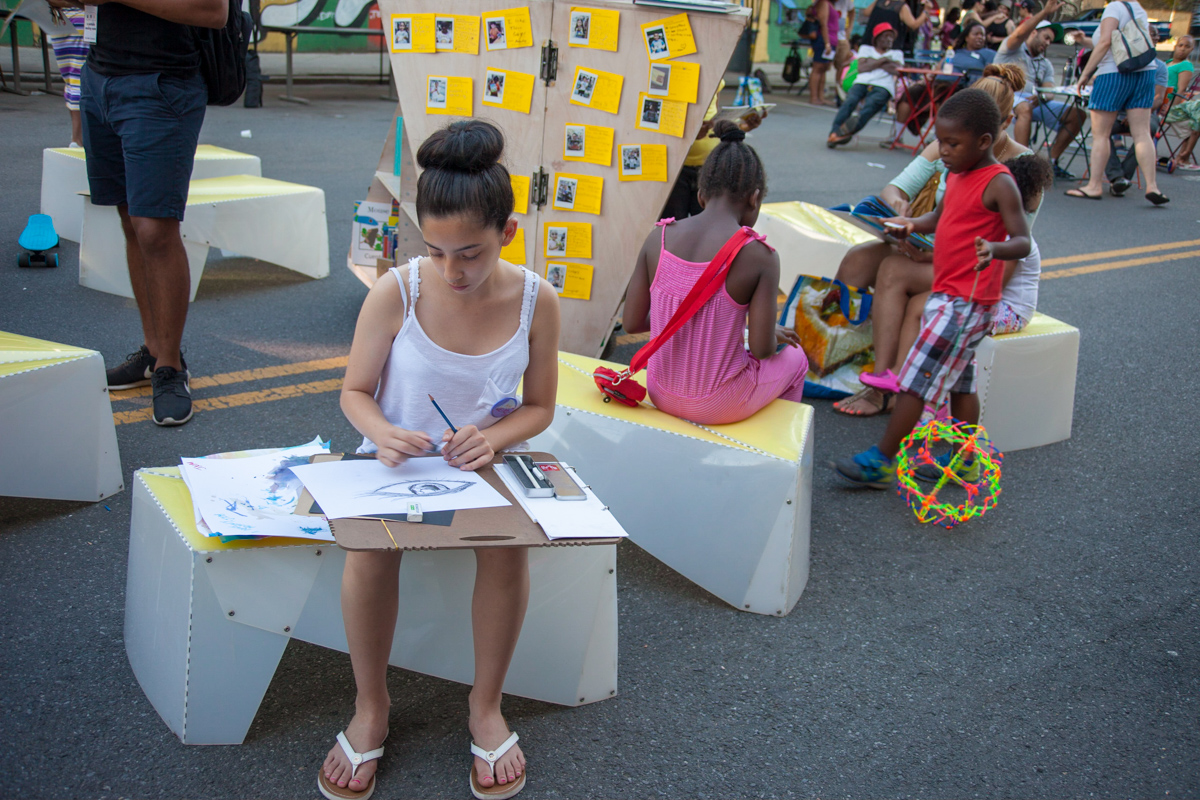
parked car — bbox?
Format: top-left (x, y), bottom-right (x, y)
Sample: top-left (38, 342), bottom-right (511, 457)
top-left (1058, 8), bottom-right (1171, 42)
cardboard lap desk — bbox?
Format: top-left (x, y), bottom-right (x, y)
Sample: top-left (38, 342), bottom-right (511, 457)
top-left (40, 145), bottom-right (263, 243)
top-left (80, 175), bottom-right (329, 302)
top-left (531, 353), bottom-right (814, 617)
top-left (125, 454), bottom-right (619, 745)
top-left (0, 332), bottom-right (122, 502)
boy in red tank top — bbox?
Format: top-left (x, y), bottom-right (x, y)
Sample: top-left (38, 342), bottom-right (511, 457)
top-left (833, 89), bottom-right (1032, 488)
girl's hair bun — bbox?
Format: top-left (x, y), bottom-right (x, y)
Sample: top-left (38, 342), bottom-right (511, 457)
top-left (711, 119), bottom-right (746, 143)
top-left (416, 119), bottom-right (505, 174)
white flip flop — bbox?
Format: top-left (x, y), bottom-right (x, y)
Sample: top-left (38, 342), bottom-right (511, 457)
top-left (318, 731), bottom-right (385, 800)
top-left (469, 731), bottom-right (527, 800)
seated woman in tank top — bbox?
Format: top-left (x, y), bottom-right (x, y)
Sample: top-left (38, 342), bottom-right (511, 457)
top-left (621, 120), bottom-right (809, 426)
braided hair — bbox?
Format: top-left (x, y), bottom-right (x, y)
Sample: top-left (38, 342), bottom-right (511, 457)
top-left (697, 119), bottom-right (767, 205)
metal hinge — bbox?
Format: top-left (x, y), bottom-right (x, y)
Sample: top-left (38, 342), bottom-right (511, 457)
top-left (540, 39), bottom-right (558, 84)
top-left (532, 167), bottom-right (549, 208)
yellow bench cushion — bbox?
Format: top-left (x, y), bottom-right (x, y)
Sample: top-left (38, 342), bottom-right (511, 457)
top-left (0, 332), bottom-right (95, 378)
top-left (759, 201), bottom-right (876, 248)
top-left (48, 144), bottom-right (258, 162)
top-left (556, 352), bottom-right (812, 463)
top-left (993, 312), bottom-right (1078, 341)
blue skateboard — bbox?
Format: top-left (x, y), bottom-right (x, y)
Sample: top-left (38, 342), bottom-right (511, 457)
top-left (18, 214), bottom-right (59, 268)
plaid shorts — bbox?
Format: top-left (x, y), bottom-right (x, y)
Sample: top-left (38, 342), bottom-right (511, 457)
top-left (897, 292), bottom-right (995, 405)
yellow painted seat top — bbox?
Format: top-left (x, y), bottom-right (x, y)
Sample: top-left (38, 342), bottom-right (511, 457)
top-left (993, 312), bottom-right (1077, 340)
top-left (185, 175), bottom-right (319, 205)
top-left (556, 352), bottom-right (812, 462)
top-left (0, 331), bottom-right (94, 377)
top-left (49, 144), bottom-right (257, 162)
top-left (139, 468), bottom-right (321, 554)
top-left (759, 200), bottom-right (876, 247)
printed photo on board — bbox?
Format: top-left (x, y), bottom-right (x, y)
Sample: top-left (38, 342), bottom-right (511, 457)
top-left (485, 70), bottom-right (506, 103)
top-left (486, 17), bottom-right (506, 49)
top-left (640, 96), bottom-right (662, 130)
top-left (435, 17), bottom-right (454, 49)
top-left (546, 227), bottom-right (568, 257)
top-left (428, 77), bottom-right (448, 108)
top-left (621, 145), bottom-right (642, 176)
top-left (644, 25), bottom-right (669, 58)
top-left (565, 125), bottom-right (585, 157)
top-left (392, 17), bottom-right (412, 49)
top-left (569, 11), bottom-right (591, 45)
top-left (649, 63), bottom-right (671, 96)
top-left (571, 69), bottom-right (597, 105)
top-left (546, 264), bottom-right (567, 291)
top-left (555, 177), bottom-right (577, 209)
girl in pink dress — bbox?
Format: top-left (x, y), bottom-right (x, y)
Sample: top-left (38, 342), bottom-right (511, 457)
top-left (622, 120), bottom-right (809, 425)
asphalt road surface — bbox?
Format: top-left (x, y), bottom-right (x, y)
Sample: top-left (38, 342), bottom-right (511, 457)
top-left (1, 80), bottom-right (1197, 799)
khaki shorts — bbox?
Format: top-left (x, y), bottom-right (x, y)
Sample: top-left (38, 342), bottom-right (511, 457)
top-left (834, 38), bottom-right (853, 74)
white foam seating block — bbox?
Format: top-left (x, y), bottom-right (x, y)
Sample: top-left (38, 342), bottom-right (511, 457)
top-left (976, 312), bottom-right (1079, 452)
top-left (531, 353), bottom-right (814, 617)
top-left (125, 468), bottom-right (618, 745)
top-left (80, 175), bottom-right (329, 301)
top-left (41, 145), bottom-right (263, 243)
top-left (0, 332), bottom-right (122, 502)
top-left (753, 201), bottom-right (876, 287)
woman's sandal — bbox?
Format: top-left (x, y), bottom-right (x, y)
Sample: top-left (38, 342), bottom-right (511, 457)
top-left (833, 387), bottom-right (894, 417)
top-left (470, 731), bottom-right (526, 800)
top-left (1146, 191), bottom-right (1170, 206)
top-left (318, 732), bottom-right (385, 800)
top-left (1064, 188), bottom-right (1102, 200)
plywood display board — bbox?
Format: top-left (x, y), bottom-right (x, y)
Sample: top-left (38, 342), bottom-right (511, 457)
top-left (352, 0), bottom-right (749, 355)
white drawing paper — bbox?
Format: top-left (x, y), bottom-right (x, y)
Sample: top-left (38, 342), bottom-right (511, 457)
top-left (495, 463), bottom-right (629, 540)
top-left (180, 440), bottom-right (334, 541)
top-left (289, 457), bottom-right (511, 520)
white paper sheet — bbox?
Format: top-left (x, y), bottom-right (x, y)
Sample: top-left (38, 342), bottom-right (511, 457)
top-left (289, 457), bottom-right (511, 520)
top-left (180, 441), bottom-right (334, 541)
top-left (495, 463), bottom-right (629, 540)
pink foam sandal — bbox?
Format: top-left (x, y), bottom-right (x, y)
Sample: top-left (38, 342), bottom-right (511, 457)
top-left (859, 369), bottom-right (902, 394)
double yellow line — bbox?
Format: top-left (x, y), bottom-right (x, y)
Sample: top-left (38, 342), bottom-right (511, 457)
top-left (1042, 238), bottom-right (1200, 280)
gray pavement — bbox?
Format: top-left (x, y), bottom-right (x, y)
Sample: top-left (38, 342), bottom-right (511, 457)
top-left (1, 78), bottom-right (1198, 799)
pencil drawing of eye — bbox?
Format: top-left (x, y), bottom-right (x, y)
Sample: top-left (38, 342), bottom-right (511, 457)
top-left (365, 480), bottom-right (474, 498)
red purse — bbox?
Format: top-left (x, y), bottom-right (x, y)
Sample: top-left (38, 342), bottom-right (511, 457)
top-left (594, 226), bottom-right (762, 406)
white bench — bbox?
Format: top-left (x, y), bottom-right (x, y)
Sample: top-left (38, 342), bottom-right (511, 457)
top-left (79, 175), bottom-right (329, 302)
top-left (531, 353), bottom-right (814, 617)
top-left (40, 145), bottom-right (263, 243)
top-left (0, 332), bottom-right (123, 502)
top-left (753, 200), bottom-right (876, 285)
top-left (125, 468), bottom-right (618, 745)
top-left (977, 312), bottom-right (1079, 452)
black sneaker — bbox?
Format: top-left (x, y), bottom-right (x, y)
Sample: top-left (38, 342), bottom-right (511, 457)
top-left (107, 345), bottom-right (190, 390)
top-left (107, 345), bottom-right (155, 389)
top-left (151, 366), bottom-right (193, 426)
top-left (1053, 163), bottom-right (1077, 181)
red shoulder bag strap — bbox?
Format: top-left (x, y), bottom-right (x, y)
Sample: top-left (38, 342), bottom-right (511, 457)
top-left (593, 226), bottom-right (762, 406)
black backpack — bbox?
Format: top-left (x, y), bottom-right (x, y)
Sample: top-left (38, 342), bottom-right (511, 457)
top-left (193, 0), bottom-right (250, 106)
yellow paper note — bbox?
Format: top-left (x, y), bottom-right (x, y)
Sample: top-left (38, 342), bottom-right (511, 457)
top-left (551, 173), bottom-right (603, 215)
top-left (543, 222), bottom-right (592, 258)
top-left (635, 93), bottom-right (687, 138)
top-left (617, 144), bottom-right (668, 182)
top-left (483, 7), bottom-right (534, 50)
top-left (511, 174), bottom-right (530, 215)
top-left (434, 15), bottom-right (480, 54)
top-left (567, 7), bottom-right (619, 51)
top-left (481, 68), bottom-right (536, 114)
top-left (427, 76), bottom-right (473, 116)
top-left (648, 60), bottom-right (699, 104)
top-left (546, 261), bottom-right (593, 300)
top-left (500, 227), bottom-right (526, 264)
top-left (642, 14), bottom-right (696, 61)
top-left (562, 123), bottom-right (614, 167)
top-left (390, 14), bottom-right (435, 53)
top-left (568, 66), bottom-right (623, 115)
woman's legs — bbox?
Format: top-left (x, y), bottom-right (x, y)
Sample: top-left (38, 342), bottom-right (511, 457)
top-left (323, 550), bottom-right (403, 791)
top-left (1125, 106), bottom-right (1163, 197)
top-left (1178, 129), bottom-right (1200, 163)
top-left (1077, 109), bottom-right (1119, 197)
top-left (810, 62), bottom-right (830, 106)
top-left (865, 255), bottom-right (934, 376)
top-left (469, 547), bottom-right (531, 789)
top-left (834, 240), bottom-right (894, 289)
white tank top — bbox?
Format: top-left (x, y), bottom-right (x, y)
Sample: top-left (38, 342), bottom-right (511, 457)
top-left (358, 257), bottom-right (540, 454)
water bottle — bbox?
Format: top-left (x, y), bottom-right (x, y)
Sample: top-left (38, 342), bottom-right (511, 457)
top-left (943, 46), bottom-right (954, 74)
top-left (1062, 59), bottom-right (1074, 86)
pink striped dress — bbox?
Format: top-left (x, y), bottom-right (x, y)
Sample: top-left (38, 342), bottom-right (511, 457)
top-left (646, 219), bottom-right (809, 425)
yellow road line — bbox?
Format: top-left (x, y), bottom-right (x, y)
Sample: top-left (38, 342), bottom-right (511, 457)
top-left (110, 356), bottom-right (347, 400)
top-left (1042, 238), bottom-right (1200, 267)
top-left (1042, 248), bottom-right (1200, 280)
top-left (113, 377), bottom-right (343, 425)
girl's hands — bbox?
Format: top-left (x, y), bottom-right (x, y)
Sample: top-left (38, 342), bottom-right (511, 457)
top-left (974, 236), bottom-right (995, 270)
top-left (776, 325), bottom-right (801, 348)
top-left (442, 425), bottom-right (495, 471)
top-left (374, 427), bottom-right (434, 467)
